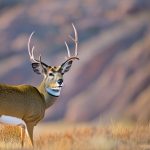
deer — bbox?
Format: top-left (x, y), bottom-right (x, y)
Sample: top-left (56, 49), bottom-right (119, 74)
top-left (0, 24), bottom-right (79, 147)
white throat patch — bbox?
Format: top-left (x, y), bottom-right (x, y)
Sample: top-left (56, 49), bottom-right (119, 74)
top-left (46, 88), bottom-right (61, 97)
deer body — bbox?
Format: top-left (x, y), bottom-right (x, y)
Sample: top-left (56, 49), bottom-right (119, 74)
top-left (0, 84), bottom-right (46, 123)
top-left (0, 24), bottom-right (79, 147)
top-left (0, 81), bottom-right (58, 146)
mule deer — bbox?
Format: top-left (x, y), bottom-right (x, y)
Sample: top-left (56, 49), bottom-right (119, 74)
top-left (0, 24), bottom-right (79, 147)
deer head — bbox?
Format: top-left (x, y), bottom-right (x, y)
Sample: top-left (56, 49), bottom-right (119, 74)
top-left (28, 24), bottom-right (79, 97)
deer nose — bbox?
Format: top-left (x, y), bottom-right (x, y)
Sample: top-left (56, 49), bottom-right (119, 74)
top-left (57, 79), bottom-right (63, 85)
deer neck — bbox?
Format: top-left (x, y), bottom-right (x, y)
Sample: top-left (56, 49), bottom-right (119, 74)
top-left (37, 81), bottom-right (58, 109)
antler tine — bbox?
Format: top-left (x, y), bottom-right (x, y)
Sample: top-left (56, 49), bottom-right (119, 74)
top-left (70, 23), bottom-right (78, 57)
top-left (28, 32), bottom-right (38, 63)
top-left (65, 41), bottom-right (71, 57)
top-left (39, 55), bottom-right (44, 70)
top-left (64, 24), bottom-right (79, 60)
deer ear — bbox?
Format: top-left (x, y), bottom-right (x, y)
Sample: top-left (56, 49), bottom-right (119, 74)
top-left (32, 63), bottom-right (48, 75)
top-left (60, 60), bottom-right (73, 74)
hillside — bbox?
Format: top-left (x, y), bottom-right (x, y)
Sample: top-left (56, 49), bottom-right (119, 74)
top-left (0, 0), bottom-right (150, 123)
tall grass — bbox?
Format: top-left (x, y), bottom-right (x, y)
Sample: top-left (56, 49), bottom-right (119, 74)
top-left (0, 122), bottom-right (150, 150)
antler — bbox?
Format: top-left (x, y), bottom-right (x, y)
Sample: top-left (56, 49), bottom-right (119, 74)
top-left (28, 32), bottom-right (37, 63)
top-left (28, 32), bottom-right (48, 67)
top-left (64, 23), bottom-right (79, 62)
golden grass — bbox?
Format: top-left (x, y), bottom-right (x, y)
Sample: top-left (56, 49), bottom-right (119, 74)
top-left (0, 123), bottom-right (30, 149)
top-left (0, 122), bottom-right (150, 150)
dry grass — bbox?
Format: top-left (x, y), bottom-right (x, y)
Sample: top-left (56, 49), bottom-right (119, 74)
top-left (0, 122), bottom-right (150, 150)
top-left (0, 123), bottom-right (30, 149)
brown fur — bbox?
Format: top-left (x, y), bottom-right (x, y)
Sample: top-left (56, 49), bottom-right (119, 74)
top-left (0, 82), bottom-right (58, 146)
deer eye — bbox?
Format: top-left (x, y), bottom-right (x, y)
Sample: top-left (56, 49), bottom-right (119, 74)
top-left (49, 73), bottom-right (54, 76)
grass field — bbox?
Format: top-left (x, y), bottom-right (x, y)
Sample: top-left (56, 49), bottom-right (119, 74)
top-left (0, 122), bottom-right (150, 150)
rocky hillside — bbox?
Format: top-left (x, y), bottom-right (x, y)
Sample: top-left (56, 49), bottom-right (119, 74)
top-left (0, 0), bottom-right (150, 123)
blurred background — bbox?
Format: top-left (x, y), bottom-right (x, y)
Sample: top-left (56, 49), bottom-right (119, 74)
top-left (0, 0), bottom-right (150, 124)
